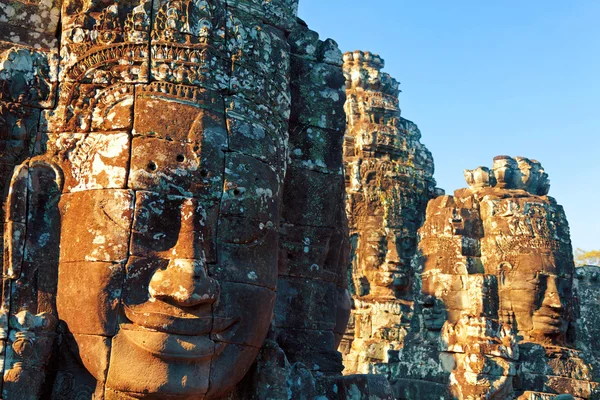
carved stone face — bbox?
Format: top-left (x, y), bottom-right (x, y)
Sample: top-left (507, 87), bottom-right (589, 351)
top-left (46, 1), bottom-right (294, 396)
top-left (37, 0), bottom-right (298, 396)
top-left (499, 267), bottom-right (570, 340)
top-left (480, 193), bottom-right (573, 343)
top-left (357, 226), bottom-right (410, 298)
top-left (54, 91), bottom-right (282, 398)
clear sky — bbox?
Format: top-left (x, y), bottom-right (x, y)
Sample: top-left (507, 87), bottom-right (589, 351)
top-left (298, 0), bottom-right (600, 251)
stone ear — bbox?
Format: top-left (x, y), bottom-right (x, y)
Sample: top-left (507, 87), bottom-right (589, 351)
top-left (4, 159), bottom-right (64, 313)
top-left (1, 160), bottom-right (63, 399)
top-left (4, 159), bottom-right (64, 310)
top-left (4, 164), bottom-right (30, 279)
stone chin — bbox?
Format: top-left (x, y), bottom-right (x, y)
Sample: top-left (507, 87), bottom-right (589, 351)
top-left (105, 329), bottom-right (213, 397)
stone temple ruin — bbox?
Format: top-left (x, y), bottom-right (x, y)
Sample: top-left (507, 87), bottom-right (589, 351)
top-left (0, 1), bottom-right (598, 399)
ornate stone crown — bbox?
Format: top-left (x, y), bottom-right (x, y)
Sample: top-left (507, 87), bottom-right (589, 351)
top-left (62, 0), bottom-right (227, 86)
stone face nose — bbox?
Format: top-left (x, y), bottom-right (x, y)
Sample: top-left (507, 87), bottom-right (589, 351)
top-left (148, 198), bottom-right (219, 307)
top-left (148, 258), bottom-right (219, 307)
top-left (541, 276), bottom-right (563, 311)
top-left (385, 237), bottom-right (401, 265)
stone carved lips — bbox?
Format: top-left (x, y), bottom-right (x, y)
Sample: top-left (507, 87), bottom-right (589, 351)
top-left (120, 315), bottom-right (238, 361)
top-left (532, 310), bottom-right (565, 333)
top-left (123, 304), bottom-right (238, 338)
top-left (121, 192), bottom-right (239, 360)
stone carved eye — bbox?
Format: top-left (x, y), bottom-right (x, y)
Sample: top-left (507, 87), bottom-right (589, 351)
top-left (131, 194), bottom-right (208, 253)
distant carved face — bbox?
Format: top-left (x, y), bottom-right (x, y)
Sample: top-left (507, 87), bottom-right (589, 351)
top-left (498, 267), bottom-right (571, 341)
top-left (56, 92), bottom-right (282, 398)
top-left (480, 194), bottom-right (573, 343)
top-left (358, 227), bottom-right (410, 297)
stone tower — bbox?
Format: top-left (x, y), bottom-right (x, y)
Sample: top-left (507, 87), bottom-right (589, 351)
top-left (393, 156), bottom-right (599, 399)
top-left (340, 50), bottom-right (438, 374)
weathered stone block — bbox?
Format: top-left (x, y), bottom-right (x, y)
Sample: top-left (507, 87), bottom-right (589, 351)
top-left (275, 276), bottom-right (337, 331)
top-left (0, 46), bottom-right (58, 108)
top-left (133, 86), bottom-right (225, 142)
top-left (289, 124), bottom-right (343, 174)
top-left (214, 216), bottom-right (279, 289)
top-left (0, 102), bottom-right (42, 164)
top-left (128, 136), bottom-right (223, 198)
top-left (59, 190), bottom-right (134, 263)
top-left (60, 1), bottom-right (152, 84)
top-left (55, 132), bottom-right (131, 192)
top-left (282, 166), bottom-right (344, 228)
top-left (290, 55), bottom-right (346, 131)
top-left (0, 1), bottom-right (61, 36)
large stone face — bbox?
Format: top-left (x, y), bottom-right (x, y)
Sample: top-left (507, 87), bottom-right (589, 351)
top-left (0, 1), bottom-right (392, 399)
top-left (340, 50), bottom-right (438, 375)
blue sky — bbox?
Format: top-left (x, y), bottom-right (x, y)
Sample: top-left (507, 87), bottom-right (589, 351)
top-left (298, 0), bottom-right (600, 251)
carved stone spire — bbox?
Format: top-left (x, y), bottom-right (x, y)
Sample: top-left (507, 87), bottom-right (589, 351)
top-left (340, 50), bottom-right (439, 374)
